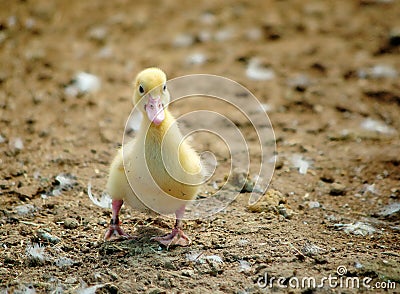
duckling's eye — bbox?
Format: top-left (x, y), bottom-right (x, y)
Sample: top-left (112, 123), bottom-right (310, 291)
top-left (162, 84), bottom-right (167, 92)
top-left (138, 84), bottom-right (145, 95)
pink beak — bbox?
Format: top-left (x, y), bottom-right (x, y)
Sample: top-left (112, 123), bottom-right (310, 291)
top-left (145, 96), bottom-right (165, 125)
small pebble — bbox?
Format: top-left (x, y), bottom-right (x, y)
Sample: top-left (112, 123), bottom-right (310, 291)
top-left (238, 239), bottom-right (249, 246)
top-left (377, 202), bottom-right (400, 220)
top-left (36, 229), bottom-right (61, 244)
top-left (65, 72), bottom-right (101, 97)
top-left (287, 74), bottom-right (313, 91)
top-left (186, 53), bottom-right (207, 65)
top-left (7, 16), bottom-right (17, 27)
top-left (24, 18), bottom-right (36, 30)
top-left (248, 189), bottom-right (293, 219)
top-left (291, 154), bottom-right (310, 175)
top-left (301, 241), bottom-right (324, 256)
top-left (55, 257), bottom-right (74, 268)
top-left (245, 27), bottom-right (262, 40)
top-left (320, 172), bottom-right (334, 183)
top-left (238, 260), bottom-right (251, 272)
top-left (246, 59), bottom-right (275, 81)
top-left (230, 168), bottom-right (248, 191)
top-left (308, 201), bottom-right (320, 209)
top-left (243, 178), bottom-right (256, 193)
top-left (390, 188), bottom-right (400, 198)
top-left (64, 218), bottom-right (79, 229)
top-left (15, 204), bottom-right (36, 216)
top-left (206, 255), bottom-right (223, 263)
top-left (215, 28), bottom-right (234, 42)
top-left (98, 219), bottom-right (107, 225)
top-left (199, 12), bottom-right (216, 25)
top-left (163, 260), bottom-right (176, 270)
top-left (330, 183), bottom-right (346, 196)
top-left (172, 33), bottom-right (194, 47)
top-left (355, 261), bottom-right (363, 269)
top-left (361, 118), bottom-right (395, 134)
top-left (15, 284), bottom-right (36, 294)
top-left (362, 183), bottom-right (378, 196)
top-left (358, 65), bottom-right (398, 79)
top-left (197, 30), bottom-right (212, 43)
top-left (9, 137), bottom-right (24, 152)
top-left (181, 269), bottom-right (195, 277)
top-left (52, 173), bottom-right (77, 196)
top-left (278, 204), bottom-right (293, 219)
top-left (88, 26), bottom-right (108, 42)
top-left (97, 46), bottom-right (113, 59)
top-left (64, 277), bottom-right (77, 284)
top-left (325, 214), bottom-right (337, 222)
top-left (334, 222), bottom-right (376, 236)
top-left (107, 269), bottom-right (119, 280)
top-left (389, 27), bottom-right (400, 47)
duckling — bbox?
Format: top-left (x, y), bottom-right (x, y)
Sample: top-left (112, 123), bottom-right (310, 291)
top-left (104, 68), bottom-right (203, 246)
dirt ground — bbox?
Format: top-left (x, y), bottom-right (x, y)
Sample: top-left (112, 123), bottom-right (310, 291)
top-left (1, 0), bottom-right (399, 293)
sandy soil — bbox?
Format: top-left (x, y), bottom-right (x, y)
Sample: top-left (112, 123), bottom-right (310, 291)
top-left (0, 0), bottom-right (399, 293)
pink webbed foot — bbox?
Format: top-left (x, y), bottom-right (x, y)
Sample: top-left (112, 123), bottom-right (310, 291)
top-left (104, 223), bottom-right (132, 241)
top-left (104, 199), bottom-right (135, 241)
top-left (151, 227), bottom-right (192, 247)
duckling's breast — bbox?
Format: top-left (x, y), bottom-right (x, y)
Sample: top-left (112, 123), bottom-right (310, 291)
top-left (122, 123), bottom-right (202, 215)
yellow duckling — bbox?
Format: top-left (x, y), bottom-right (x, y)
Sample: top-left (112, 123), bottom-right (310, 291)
top-left (104, 68), bottom-right (203, 246)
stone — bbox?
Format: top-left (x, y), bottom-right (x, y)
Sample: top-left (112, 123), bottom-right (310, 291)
top-left (329, 183), bottom-right (346, 196)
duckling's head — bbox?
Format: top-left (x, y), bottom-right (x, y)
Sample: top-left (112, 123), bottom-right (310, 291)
top-left (133, 68), bottom-right (170, 126)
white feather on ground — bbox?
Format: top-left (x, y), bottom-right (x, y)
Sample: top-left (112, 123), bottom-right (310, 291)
top-left (87, 182), bottom-right (112, 209)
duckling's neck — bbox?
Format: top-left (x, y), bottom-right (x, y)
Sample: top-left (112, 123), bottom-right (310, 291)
top-left (150, 110), bottom-right (174, 135)
top-left (139, 110), bottom-right (177, 144)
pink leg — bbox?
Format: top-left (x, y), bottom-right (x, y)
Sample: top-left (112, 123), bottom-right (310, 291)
top-left (104, 199), bottom-right (130, 240)
top-left (151, 205), bottom-right (191, 247)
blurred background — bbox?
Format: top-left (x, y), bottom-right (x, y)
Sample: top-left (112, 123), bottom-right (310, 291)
top-left (0, 0), bottom-right (399, 292)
